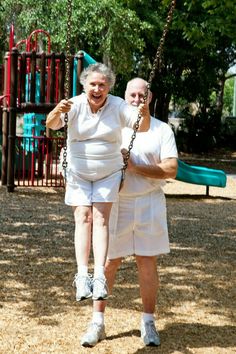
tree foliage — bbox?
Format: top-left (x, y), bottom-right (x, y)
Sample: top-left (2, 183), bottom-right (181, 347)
top-left (223, 78), bottom-right (235, 116)
top-left (0, 0), bottom-right (236, 145)
top-left (0, 0), bottom-right (148, 77)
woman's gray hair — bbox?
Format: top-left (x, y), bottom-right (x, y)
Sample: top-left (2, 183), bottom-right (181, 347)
top-left (80, 63), bottom-right (116, 89)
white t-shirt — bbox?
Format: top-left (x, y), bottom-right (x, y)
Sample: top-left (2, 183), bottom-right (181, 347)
top-left (120, 116), bottom-right (178, 196)
top-left (61, 93), bottom-right (139, 180)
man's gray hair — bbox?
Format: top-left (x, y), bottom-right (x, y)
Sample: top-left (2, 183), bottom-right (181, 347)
top-left (126, 78), bottom-right (149, 90)
top-left (125, 77), bottom-right (152, 104)
top-left (80, 63), bottom-right (116, 89)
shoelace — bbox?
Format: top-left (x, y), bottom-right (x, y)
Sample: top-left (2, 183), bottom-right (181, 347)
top-left (93, 277), bottom-right (108, 292)
top-left (86, 323), bottom-right (104, 340)
top-left (93, 276), bottom-right (107, 284)
top-left (72, 273), bottom-right (93, 287)
top-left (144, 321), bottom-right (158, 339)
top-left (89, 322), bottom-right (100, 331)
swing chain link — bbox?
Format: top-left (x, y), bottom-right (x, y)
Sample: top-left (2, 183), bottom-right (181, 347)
top-left (121, 0), bottom-right (176, 178)
top-left (62, 0), bottom-right (73, 178)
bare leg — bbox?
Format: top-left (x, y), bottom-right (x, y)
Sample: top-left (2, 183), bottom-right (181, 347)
top-left (136, 255), bottom-right (159, 313)
top-left (73, 206), bottom-right (92, 266)
top-left (92, 202), bottom-right (112, 266)
top-left (80, 258), bottom-right (123, 346)
top-left (93, 257), bottom-right (122, 312)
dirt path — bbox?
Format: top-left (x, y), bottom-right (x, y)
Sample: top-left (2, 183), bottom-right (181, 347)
top-left (0, 179), bottom-right (236, 353)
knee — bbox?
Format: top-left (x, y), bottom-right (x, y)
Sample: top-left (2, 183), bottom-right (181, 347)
top-left (93, 209), bottom-right (108, 226)
top-left (93, 204), bottom-right (111, 227)
top-left (73, 207), bottom-right (92, 225)
top-left (93, 213), bottom-right (106, 227)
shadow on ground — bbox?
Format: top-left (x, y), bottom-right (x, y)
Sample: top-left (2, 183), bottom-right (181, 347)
top-left (0, 187), bottom-right (235, 353)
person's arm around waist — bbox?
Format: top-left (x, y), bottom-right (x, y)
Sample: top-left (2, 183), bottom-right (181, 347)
top-left (46, 99), bottom-right (73, 130)
top-left (124, 154), bottom-right (178, 179)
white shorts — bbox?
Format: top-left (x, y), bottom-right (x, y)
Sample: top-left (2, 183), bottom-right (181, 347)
top-left (108, 189), bottom-right (170, 258)
top-left (65, 169), bottom-right (122, 206)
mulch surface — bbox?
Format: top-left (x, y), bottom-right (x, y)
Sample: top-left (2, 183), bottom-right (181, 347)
top-left (0, 152), bottom-right (236, 353)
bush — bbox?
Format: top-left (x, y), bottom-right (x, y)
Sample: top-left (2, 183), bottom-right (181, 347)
top-left (174, 108), bottom-right (222, 153)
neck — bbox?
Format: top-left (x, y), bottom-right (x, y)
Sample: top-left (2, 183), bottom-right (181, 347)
top-left (91, 107), bottom-right (99, 114)
top-left (89, 97), bottom-right (108, 114)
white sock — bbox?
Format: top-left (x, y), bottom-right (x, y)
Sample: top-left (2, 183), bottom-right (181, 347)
top-left (142, 313), bottom-right (155, 323)
top-left (94, 265), bottom-right (105, 278)
top-left (77, 265), bottom-right (88, 276)
top-left (92, 311), bottom-right (104, 325)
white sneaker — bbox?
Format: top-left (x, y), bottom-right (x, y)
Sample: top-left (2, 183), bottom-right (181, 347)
top-left (81, 322), bottom-right (106, 347)
top-left (141, 320), bottom-right (160, 346)
top-left (92, 276), bottom-right (108, 300)
top-left (73, 274), bottom-right (92, 301)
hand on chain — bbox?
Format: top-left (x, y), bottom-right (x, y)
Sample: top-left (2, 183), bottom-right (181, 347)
top-left (121, 148), bottom-right (135, 172)
top-left (56, 99), bottom-right (73, 113)
top-left (138, 102), bottom-right (150, 120)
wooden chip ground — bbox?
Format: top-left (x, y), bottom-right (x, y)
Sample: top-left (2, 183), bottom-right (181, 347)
top-left (0, 177), bottom-right (235, 353)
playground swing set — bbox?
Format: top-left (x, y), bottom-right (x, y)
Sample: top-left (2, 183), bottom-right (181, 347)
top-left (0, 0), bottom-right (226, 195)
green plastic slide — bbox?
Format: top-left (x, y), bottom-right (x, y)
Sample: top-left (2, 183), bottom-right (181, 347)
top-left (176, 159), bottom-right (227, 188)
top-left (81, 51), bottom-right (97, 67)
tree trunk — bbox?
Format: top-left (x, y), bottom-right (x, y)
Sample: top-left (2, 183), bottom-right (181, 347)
top-left (150, 91), bottom-right (171, 122)
top-left (215, 75), bottom-right (225, 118)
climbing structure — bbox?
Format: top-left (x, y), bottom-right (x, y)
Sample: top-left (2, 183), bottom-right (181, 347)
top-left (0, 26), bottom-right (87, 191)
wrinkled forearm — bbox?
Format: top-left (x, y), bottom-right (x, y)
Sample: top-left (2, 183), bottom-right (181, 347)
top-left (129, 158), bottom-right (178, 179)
top-left (46, 107), bottom-right (63, 130)
top-left (135, 103), bottom-right (150, 132)
top-left (137, 113), bottom-right (150, 132)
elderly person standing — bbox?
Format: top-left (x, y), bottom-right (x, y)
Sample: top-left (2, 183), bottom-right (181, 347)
top-left (81, 78), bottom-right (178, 348)
top-left (46, 65), bottom-right (150, 303)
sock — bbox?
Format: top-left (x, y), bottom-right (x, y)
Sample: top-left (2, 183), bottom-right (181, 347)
top-left (77, 265), bottom-right (88, 276)
top-left (142, 313), bottom-right (155, 323)
top-left (94, 265), bottom-right (105, 278)
top-left (92, 311), bottom-right (104, 325)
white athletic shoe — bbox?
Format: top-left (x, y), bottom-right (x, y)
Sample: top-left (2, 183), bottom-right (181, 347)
top-left (141, 320), bottom-right (161, 346)
top-left (81, 322), bottom-right (106, 347)
top-left (92, 276), bottom-right (108, 300)
top-left (73, 274), bottom-right (93, 301)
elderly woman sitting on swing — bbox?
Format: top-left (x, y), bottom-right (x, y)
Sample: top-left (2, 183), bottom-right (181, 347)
top-left (46, 63), bottom-right (150, 302)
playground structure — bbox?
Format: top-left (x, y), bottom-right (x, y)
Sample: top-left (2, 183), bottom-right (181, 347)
top-left (0, 26), bottom-right (96, 192)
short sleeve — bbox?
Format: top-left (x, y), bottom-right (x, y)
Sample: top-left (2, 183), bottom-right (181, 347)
top-left (160, 124), bottom-right (178, 160)
top-left (119, 100), bottom-right (139, 128)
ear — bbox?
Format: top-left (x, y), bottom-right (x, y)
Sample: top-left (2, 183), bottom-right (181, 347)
top-left (148, 91), bottom-right (152, 104)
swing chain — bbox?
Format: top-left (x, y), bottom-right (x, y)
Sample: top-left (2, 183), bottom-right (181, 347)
top-left (121, 0), bottom-right (176, 179)
top-left (62, 0), bottom-right (73, 177)
top-left (147, 0), bottom-right (176, 85)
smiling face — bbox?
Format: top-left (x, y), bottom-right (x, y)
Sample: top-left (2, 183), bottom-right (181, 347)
top-left (84, 72), bottom-right (110, 113)
top-left (125, 78), bottom-right (152, 107)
